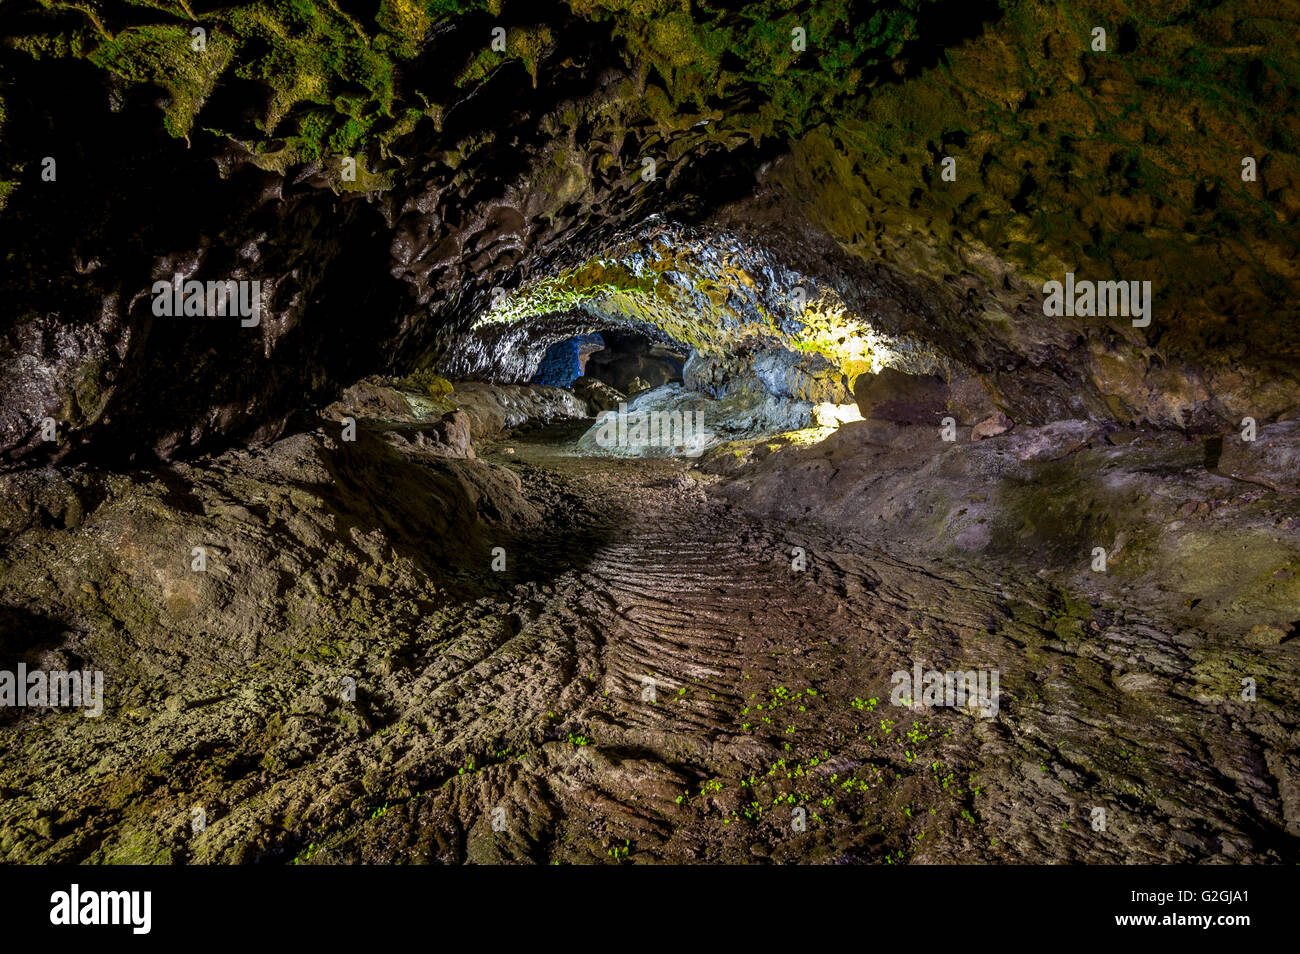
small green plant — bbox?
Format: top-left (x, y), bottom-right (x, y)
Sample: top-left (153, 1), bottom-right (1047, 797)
top-left (292, 841), bottom-right (321, 864)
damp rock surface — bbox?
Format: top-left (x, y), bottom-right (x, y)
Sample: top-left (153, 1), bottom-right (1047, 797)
top-left (1, 398), bottom-right (1295, 864)
top-left (0, 0), bottom-right (1298, 869)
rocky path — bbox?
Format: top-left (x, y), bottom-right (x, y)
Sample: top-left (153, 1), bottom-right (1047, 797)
top-left (321, 429), bottom-right (1298, 863)
top-left (1, 421), bottom-right (1295, 864)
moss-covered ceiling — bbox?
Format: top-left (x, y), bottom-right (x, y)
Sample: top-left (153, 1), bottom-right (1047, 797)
top-left (438, 221), bottom-right (944, 388)
top-left (0, 0), bottom-right (1296, 465)
top-left (0, 0), bottom-right (961, 182)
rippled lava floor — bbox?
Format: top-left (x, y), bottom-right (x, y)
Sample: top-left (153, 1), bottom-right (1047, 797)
top-left (1, 418), bottom-right (1295, 864)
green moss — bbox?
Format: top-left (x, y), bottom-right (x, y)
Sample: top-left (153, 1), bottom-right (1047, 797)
top-left (1, 0), bottom-right (949, 178)
top-left (392, 368), bottom-right (455, 402)
top-left (97, 825), bottom-right (175, 865)
top-left (569, 0), bottom-right (943, 136)
top-left (7, 1), bottom-right (479, 168)
top-left (92, 575), bottom-right (163, 635)
top-left (455, 24), bottom-right (553, 88)
top-left (88, 24), bottom-right (235, 138)
top-left (779, 0), bottom-right (1300, 365)
top-left (6, 0), bottom-right (1294, 352)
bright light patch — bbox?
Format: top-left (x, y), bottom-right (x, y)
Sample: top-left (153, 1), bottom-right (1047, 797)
top-left (812, 402), bottom-right (864, 428)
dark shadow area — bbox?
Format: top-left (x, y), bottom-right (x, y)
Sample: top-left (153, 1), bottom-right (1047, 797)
top-left (303, 417), bottom-right (618, 597)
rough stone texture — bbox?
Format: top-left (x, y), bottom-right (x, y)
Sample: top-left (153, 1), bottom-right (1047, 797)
top-left (2, 396), bottom-right (1296, 863)
top-left (854, 368), bottom-right (949, 426)
top-left (1, 0), bottom-right (1298, 869)
top-left (702, 419), bottom-right (1300, 642)
top-left (575, 382), bottom-right (809, 458)
top-left (445, 383), bottom-right (588, 440)
top-left (570, 377), bottom-right (625, 415)
top-left (4, 2), bottom-right (1295, 467)
top-left (757, 1), bottom-right (1300, 430)
top-left (971, 412), bottom-right (1013, 440)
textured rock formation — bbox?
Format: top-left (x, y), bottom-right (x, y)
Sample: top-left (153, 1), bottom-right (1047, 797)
top-left (1, 0), bottom-right (1299, 868)
top-left (4, 1), bottom-right (1295, 467)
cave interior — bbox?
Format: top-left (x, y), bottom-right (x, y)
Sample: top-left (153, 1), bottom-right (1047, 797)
top-left (0, 0), bottom-right (1298, 865)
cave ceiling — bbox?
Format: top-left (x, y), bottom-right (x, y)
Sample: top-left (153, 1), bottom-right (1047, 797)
top-left (1, 0), bottom-right (1297, 466)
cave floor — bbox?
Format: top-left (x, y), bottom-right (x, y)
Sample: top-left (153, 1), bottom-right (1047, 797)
top-left (0, 417), bottom-right (1295, 864)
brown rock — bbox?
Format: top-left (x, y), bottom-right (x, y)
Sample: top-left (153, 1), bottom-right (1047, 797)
top-left (1246, 624), bottom-right (1288, 647)
top-left (853, 368), bottom-right (949, 426)
top-left (946, 373), bottom-right (999, 425)
top-left (434, 410), bottom-right (473, 457)
top-left (971, 412), bottom-right (1012, 440)
top-left (1215, 420), bottom-right (1300, 493)
top-left (572, 376), bottom-right (625, 414)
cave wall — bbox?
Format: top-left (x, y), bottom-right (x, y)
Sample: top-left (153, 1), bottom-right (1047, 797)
top-left (1, 0), bottom-right (1296, 468)
top-left (760, 0), bottom-right (1300, 426)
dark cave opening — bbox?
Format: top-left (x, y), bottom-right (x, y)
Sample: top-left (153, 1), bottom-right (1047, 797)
top-left (530, 330), bottom-right (687, 393)
top-left (530, 334), bottom-right (606, 389)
